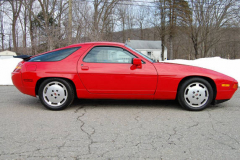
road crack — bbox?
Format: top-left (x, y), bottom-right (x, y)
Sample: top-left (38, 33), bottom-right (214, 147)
top-left (75, 107), bottom-right (96, 154)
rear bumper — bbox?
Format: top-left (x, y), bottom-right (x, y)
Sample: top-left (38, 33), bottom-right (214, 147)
top-left (12, 72), bottom-right (36, 97)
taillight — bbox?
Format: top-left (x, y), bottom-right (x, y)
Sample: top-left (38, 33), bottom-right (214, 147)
top-left (14, 63), bottom-right (23, 72)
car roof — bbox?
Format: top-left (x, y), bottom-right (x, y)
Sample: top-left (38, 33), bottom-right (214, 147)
top-left (49, 41), bottom-right (125, 52)
top-left (32, 42), bottom-right (125, 58)
top-left (67, 41), bottom-right (125, 48)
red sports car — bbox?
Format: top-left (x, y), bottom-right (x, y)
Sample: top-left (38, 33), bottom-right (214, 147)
top-left (12, 42), bottom-right (238, 111)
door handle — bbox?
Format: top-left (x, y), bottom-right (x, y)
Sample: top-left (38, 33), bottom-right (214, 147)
top-left (81, 66), bottom-right (89, 70)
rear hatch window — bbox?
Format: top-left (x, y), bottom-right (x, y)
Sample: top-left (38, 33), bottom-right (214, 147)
top-left (28, 47), bottom-right (80, 62)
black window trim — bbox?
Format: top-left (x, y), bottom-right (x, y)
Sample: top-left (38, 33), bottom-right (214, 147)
top-left (28, 47), bottom-right (81, 62)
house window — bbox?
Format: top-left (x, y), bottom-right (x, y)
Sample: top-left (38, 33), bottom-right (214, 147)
top-left (147, 51), bottom-right (152, 57)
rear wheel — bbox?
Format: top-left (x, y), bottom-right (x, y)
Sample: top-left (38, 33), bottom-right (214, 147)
top-left (38, 78), bottom-right (74, 110)
top-left (178, 78), bottom-right (213, 111)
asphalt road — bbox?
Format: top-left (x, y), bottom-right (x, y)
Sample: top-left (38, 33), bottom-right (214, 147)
top-left (0, 86), bottom-right (240, 160)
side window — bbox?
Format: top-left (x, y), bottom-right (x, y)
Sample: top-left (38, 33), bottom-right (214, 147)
top-left (83, 46), bottom-right (136, 63)
top-left (29, 47), bottom-right (80, 62)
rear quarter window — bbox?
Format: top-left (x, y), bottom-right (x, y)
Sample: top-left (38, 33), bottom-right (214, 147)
top-left (29, 47), bottom-right (80, 62)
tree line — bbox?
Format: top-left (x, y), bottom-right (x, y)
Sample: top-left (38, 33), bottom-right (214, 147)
top-left (0, 0), bottom-right (239, 60)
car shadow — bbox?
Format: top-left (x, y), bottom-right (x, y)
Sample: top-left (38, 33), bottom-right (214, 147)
top-left (15, 96), bottom-right (227, 112)
top-left (69, 98), bottom-right (183, 111)
top-left (15, 96), bottom-right (182, 111)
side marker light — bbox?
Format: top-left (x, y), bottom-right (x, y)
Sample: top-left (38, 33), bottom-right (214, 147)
top-left (222, 84), bottom-right (230, 87)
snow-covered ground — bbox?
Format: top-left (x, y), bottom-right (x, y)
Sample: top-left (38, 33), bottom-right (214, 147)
top-left (165, 57), bottom-right (240, 86)
top-left (0, 57), bottom-right (239, 86)
top-left (0, 58), bottom-right (22, 85)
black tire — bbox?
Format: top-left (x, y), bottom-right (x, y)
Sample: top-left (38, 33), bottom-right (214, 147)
top-left (38, 78), bottom-right (74, 110)
top-left (177, 78), bottom-right (213, 111)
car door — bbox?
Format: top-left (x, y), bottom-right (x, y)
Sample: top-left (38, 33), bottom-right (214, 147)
top-left (77, 45), bottom-right (158, 95)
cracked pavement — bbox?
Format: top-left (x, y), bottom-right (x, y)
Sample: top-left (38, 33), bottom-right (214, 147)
top-left (0, 86), bottom-right (240, 160)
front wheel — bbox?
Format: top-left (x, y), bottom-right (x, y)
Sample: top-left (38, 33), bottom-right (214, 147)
top-left (38, 78), bottom-right (74, 110)
top-left (177, 78), bottom-right (213, 111)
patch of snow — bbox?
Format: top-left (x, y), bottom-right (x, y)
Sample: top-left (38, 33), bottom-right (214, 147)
top-left (0, 58), bottom-right (22, 85)
top-left (165, 57), bottom-right (240, 86)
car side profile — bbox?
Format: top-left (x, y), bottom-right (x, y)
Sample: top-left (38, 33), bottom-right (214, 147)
top-left (12, 42), bottom-right (238, 111)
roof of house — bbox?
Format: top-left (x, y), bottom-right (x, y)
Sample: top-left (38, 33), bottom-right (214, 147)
top-left (0, 50), bottom-right (17, 56)
top-left (125, 40), bottom-right (163, 49)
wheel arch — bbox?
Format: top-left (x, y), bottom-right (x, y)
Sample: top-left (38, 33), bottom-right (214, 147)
top-left (35, 77), bottom-right (77, 97)
top-left (177, 76), bottom-right (217, 103)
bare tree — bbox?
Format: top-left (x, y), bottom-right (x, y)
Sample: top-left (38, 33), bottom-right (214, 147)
top-left (186, 0), bottom-right (235, 58)
top-left (117, 4), bottom-right (129, 42)
top-left (54, 0), bottom-right (68, 48)
top-left (8, 0), bottom-right (23, 53)
top-left (135, 6), bottom-right (149, 40)
top-left (167, 0), bottom-right (175, 59)
top-left (1, 0), bottom-right (239, 59)
top-left (18, 0), bottom-right (28, 54)
top-left (68, 0), bottom-right (72, 45)
top-left (92, 0), bottom-right (119, 41)
top-left (0, 2), bottom-right (5, 50)
top-left (36, 0), bottom-right (57, 50)
top-left (125, 5), bottom-right (135, 40)
top-left (27, 0), bottom-right (36, 55)
top-left (156, 0), bottom-right (167, 60)
top-left (72, 0), bottom-right (92, 43)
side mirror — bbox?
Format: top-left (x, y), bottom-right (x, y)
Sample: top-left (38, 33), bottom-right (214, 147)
top-left (132, 58), bottom-right (142, 69)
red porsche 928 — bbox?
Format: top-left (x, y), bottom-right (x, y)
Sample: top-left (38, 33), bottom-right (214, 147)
top-left (12, 42), bottom-right (238, 111)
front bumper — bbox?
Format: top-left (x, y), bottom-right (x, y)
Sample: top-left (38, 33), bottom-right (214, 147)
top-left (215, 89), bottom-right (238, 100)
top-left (212, 99), bottom-right (230, 105)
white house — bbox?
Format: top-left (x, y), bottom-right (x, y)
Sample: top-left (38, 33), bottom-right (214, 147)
top-left (125, 40), bottom-right (167, 61)
top-left (0, 50), bottom-right (17, 59)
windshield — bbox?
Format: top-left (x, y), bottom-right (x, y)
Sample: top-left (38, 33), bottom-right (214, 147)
top-left (125, 45), bottom-right (154, 63)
